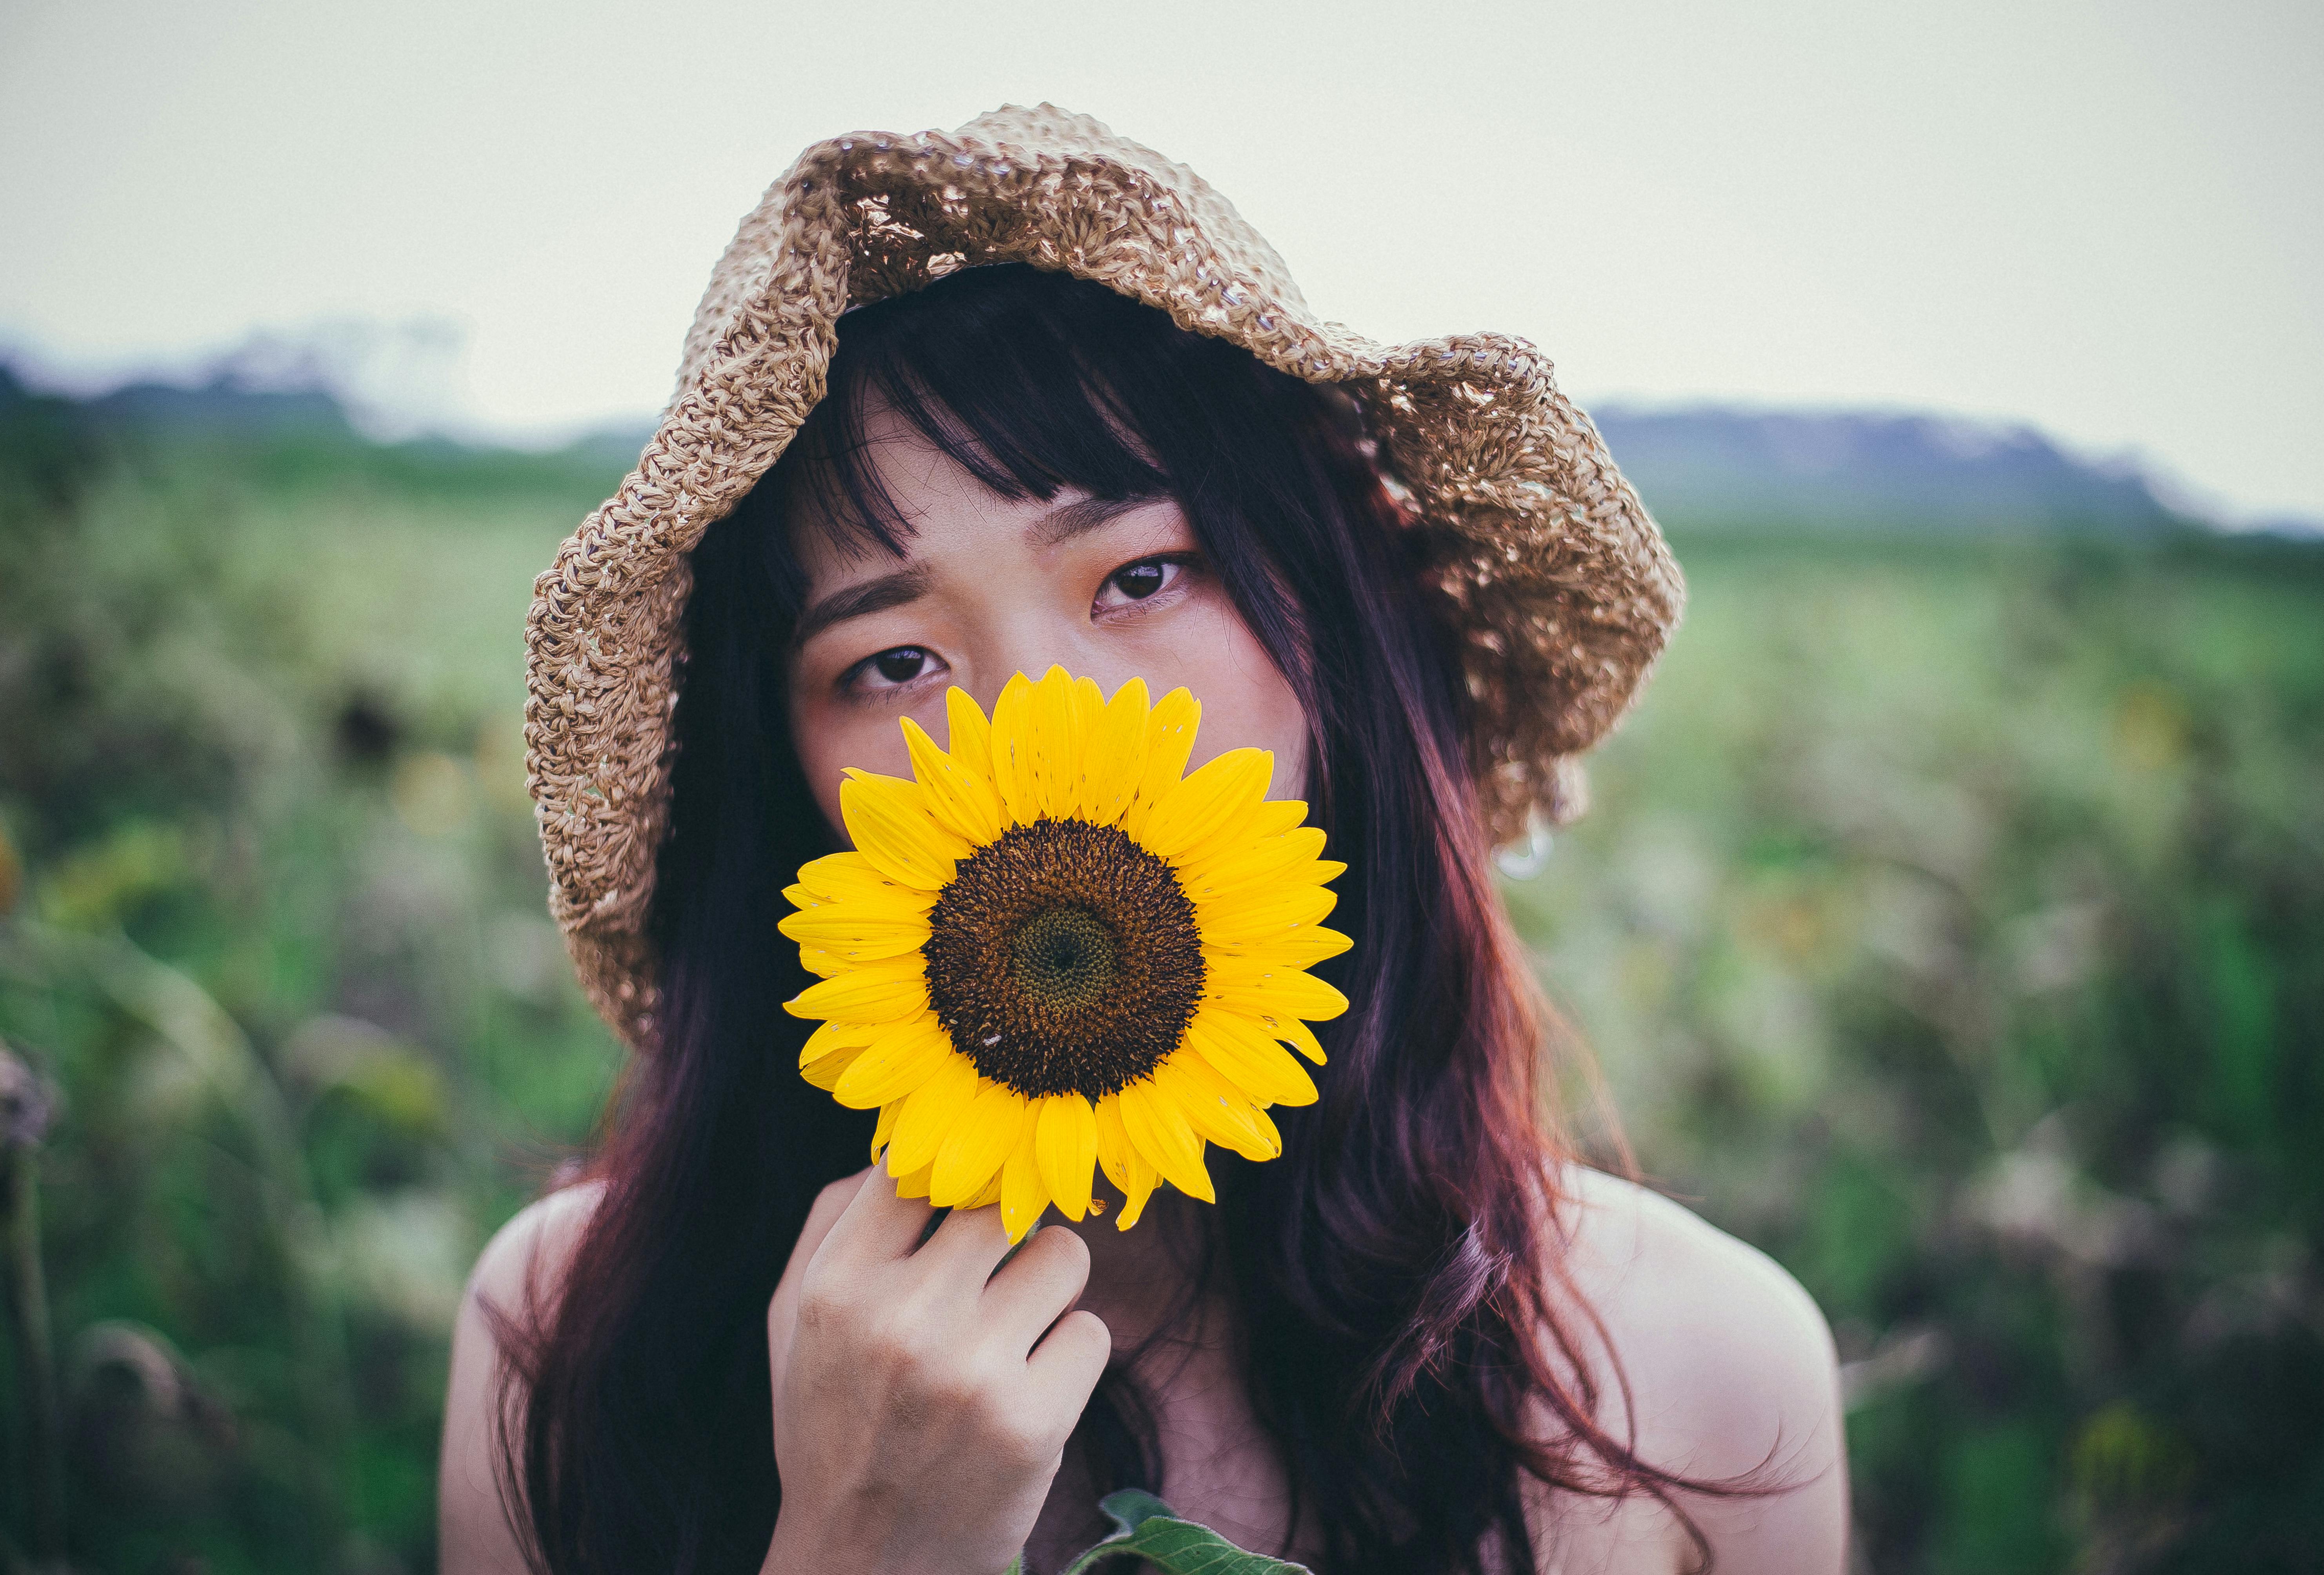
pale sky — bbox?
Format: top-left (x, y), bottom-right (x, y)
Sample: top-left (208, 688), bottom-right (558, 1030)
top-left (5, 0), bottom-right (2319, 521)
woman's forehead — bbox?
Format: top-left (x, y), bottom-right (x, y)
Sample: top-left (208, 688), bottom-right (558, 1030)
top-left (784, 390), bottom-right (1000, 564)
top-left (787, 449), bottom-right (1098, 582)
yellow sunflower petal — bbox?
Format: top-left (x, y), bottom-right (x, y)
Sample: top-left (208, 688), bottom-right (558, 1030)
top-left (1159, 1053), bottom-right (1282, 1161)
top-left (890, 1158), bottom-right (937, 1200)
top-left (1088, 677), bottom-right (1151, 826)
top-left (886, 1051), bottom-right (982, 1176)
top-left (1177, 826), bottom-right (1328, 898)
top-left (1211, 968), bottom-right (1349, 1024)
top-left (931, 1082), bottom-right (1028, 1206)
top-left (795, 945), bottom-right (848, 979)
top-left (1139, 747), bottom-right (1272, 862)
top-left (795, 850), bottom-right (938, 910)
top-left (1199, 883), bottom-right (1338, 945)
top-left (832, 1016), bottom-right (953, 1110)
top-left (840, 771), bottom-right (968, 891)
top-left (1247, 799), bottom-right (1310, 841)
top-left (1195, 856), bottom-right (1349, 915)
top-left (1117, 1078), bottom-right (1214, 1203)
top-left (1186, 1011), bottom-right (1320, 1106)
top-left (870, 1098), bottom-right (900, 1164)
top-left (799, 1017), bottom-right (887, 1070)
top-left (1244, 1102), bottom-right (1282, 1155)
top-left (1035, 1094), bottom-right (1098, 1222)
top-left (1100, 1097), bottom-right (1161, 1231)
top-left (1027, 666), bottom-right (1078, 820)
top-left (1275, 1016), bottom-right (1329, 1065)
top-left (1094, 1092), bottom-right (1137, 1194)
top-left (902, 716), bottom-right (1003, 845)
top-left (988, 672), bottom-right (1039, 827)
top-left (945, 685), bottom-right (995, 771)
top-left (1116, 1168), bottom-right (1159, 1229)
top-left (784, 955), bottom-right (929, 1022)
top-left (1119, 687), bottom-right (1200, 838)
top-left (999, 1117), bottom-right (1050, 1244)
top-left (800, 1043), bottom-right (862, 1091)
top-left (785, 955), bottom-right (929, 1022)
top-left (1206, 924), bottom-right (1353, 973)
top-left (963, 1168), bottom-right (1006, 1210)
top-left (1066, 673), bottom-right (1109, 819)
top-left (778, 905), bottom-right (933, 962)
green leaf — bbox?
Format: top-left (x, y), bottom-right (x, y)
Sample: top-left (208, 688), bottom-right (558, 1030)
top-left (1095, 1490), bottom-right (1178, 1534)
top-left (1054, 1490), bottom-right (1313, 1575)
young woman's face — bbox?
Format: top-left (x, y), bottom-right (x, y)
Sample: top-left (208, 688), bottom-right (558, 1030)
top-left (786, 393), bottom-right (1310, 836)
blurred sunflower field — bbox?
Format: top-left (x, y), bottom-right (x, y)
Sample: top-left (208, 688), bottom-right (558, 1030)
top-left (0, 369), bottom-right (2317, 1573)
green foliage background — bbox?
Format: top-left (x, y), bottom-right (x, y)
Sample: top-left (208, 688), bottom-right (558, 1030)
top-left (0, 379), bottom-right (2318, 1572)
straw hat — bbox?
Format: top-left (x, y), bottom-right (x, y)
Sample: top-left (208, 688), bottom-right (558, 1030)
top-left (527, 104), bottom-right (1683, 1049)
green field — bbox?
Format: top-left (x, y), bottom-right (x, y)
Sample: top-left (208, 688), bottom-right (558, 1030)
top-left (2, 387), bottom-right (2319, 1573)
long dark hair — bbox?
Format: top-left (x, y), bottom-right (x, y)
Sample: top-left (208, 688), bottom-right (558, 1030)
top-left (500, 264), bottom-right (1706, 1573)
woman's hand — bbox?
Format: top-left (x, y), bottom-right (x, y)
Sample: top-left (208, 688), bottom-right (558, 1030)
top-left (761, 1167), bottom-right (1111, 1575)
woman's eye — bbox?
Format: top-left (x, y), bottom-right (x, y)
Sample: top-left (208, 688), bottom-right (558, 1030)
top-left (1098, 558), bottom-right (1182, 609)
top-left (840, 644), bottom-right (947, 700)
top-left (867, 647), bottom-right (928, 685)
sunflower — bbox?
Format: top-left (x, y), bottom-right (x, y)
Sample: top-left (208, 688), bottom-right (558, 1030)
top-left (780, 666), bottom-right (1349, 1242)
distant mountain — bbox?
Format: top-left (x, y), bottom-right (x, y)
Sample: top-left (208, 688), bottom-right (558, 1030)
top-left (6, 362), bottom-right (2290, 536)
top-left (1589, 406), bottom-right (2200, 536)
top-left (2, 363), bottom-right (350, 437)
top-left (0, 363), bottom-right (638, 471)
top-left (2, 361), bottom-right (356, 435)
top-left (0, 364), bottom-right (637, 507)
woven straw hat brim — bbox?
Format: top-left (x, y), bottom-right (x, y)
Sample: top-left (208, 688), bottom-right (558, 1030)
top-left (526, 104), bottom-right (1683, 1050)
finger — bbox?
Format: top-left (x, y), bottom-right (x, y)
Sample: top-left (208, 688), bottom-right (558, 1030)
top-left (913, 1196), bottom-right (1022, 1285)
top-left (767, 1169), bottom-right (880, 1454)
top-left (1022, 1307), bottom-right (1112, 1417)
top-left (779, 1169), bottom-right (873, 1291)
top-left (981, 1223), bottom-right (1094, 1351)
top-left (818, 1158), bottom-right (939, 1269)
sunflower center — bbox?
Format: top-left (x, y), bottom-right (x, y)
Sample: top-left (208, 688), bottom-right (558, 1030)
top-left (1012, 907), bottom-right (1118, 1009)
top-left (924, 818), bottom-right (1205, 1098)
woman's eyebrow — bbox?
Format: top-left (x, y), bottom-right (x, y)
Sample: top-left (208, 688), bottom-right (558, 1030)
top-left (793, 566), bottom-right (931, 646)
top-left (1027, 492), bottom-right (1167, 548)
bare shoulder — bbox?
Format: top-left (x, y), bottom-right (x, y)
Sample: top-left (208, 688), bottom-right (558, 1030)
top-left (438, 1179), bottom-right (607, 1575)
top-left (1532, 1168), bottom-right (1849, 1575)
top-left (1556, 1166), bottom-right (1841, 1476)
top-left (464, 1177), bottom-right (609, 1321)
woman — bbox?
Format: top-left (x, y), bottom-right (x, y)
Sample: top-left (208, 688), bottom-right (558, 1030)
top-left (438, 107), bottom-right (1846, 1574)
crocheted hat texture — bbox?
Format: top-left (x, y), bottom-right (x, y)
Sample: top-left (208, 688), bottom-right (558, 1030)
top-left (527, 103), bottom-right (1684, 1050)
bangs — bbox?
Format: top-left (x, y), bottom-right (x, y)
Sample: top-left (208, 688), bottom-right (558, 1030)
top-left (775, 267), bottom-right (1173, 564)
